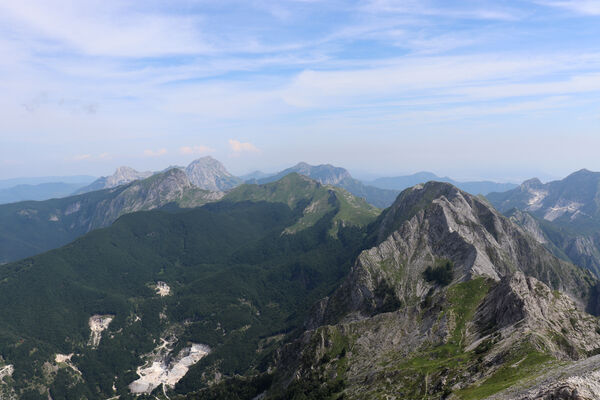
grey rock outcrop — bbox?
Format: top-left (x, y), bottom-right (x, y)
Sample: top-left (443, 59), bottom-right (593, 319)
top-left (270, 182), bottom-right (600, 400)
top-left (184, 156), bottom-right (242, 191)
top-left (75, 166), bottom-right (152, 194)
top-left (312, 182), bottom-right (595, 328)
top-left (487, 169), bottom-right (600, 277)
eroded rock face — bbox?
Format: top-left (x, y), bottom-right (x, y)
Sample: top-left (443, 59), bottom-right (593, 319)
top-left (88, 315), bottom-right (113, 348)
top-left (0, 364), bottom-right (13, 380)
top-left (488, 355), bottom-right (600, 400)
top-left (487, 169), bottom-right (600, 277)
top-left (129, 341), bottom-right (211, 394)
top-left (105, 167), bottom-right (153, 188)
top-left (156, 281), bottom-right (171, 297)
top-left (184, 156), bottom-right (241, 191)
top-left (523, 373), bottom-right (600, 400)
top-left (311, 182), bottom-right (594, 328)
top-left (472, 273), bottom-right (600, 358)
top-left (271, 183), bottom-right (600, 400)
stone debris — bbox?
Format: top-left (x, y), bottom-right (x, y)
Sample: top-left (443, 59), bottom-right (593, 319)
top-left (54, 353), bottom-right (81, 375)
top-left (129, 342), bottom-right (211, 394)
top-left (155, 281), bottom-right (171, 297)
top-left (88, 314), bottom-right (114, 348)
top-left (54, 353), bottom-right (73, 363)
top-left (488, 355), bottom-right (600, 400)
top-left (0, 364), bottom-right (14, 380)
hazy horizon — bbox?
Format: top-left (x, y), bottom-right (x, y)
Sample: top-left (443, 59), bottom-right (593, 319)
top-left (1, 1), bottom-right (599, 181)
top-left (0, 154), bottom-right (573, 185)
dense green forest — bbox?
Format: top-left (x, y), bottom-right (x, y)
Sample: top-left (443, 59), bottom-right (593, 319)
top-left (0, 176), bottom-right (377, 399)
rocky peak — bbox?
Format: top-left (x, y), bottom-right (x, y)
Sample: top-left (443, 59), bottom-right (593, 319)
top-left (521, 177), bottom-right (543, 189)
top-left (289, 162), bottom-right (352, 185)
top-left (184, 156), bottom-right (241, 191)
top-left (310, 182), bottom-right (595, 327)
top-left (105, 166), bottom-right (153, 188)
top-left (474, 272), bottom-right (600, 350)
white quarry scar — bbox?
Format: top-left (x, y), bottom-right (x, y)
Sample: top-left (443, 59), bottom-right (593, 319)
top-left (129, 343), bottom-right (211, 394)
top-left (88, 314), bottom-right (114, 347)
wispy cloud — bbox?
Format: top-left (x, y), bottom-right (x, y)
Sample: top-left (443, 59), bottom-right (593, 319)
top-left (143, 148), bottom-right (168, 157)
top-left (71, 152), bottom-right (112, 161)
top-left (536, 0), bottom-right (600, 15)
top-left (180, 145), bottom-right (215, 155)
top-left (2, 0), bottom-right (600, 179)
top-left (362, 0), bottom-right (521, 20)
top-left (73, 154), bottom-right (92, 161)
top-left (229, 139), bottom-right (260, 155)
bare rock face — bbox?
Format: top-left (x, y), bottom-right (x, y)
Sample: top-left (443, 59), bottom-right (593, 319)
top-left (76, 166), bottom-right (153, 194)
top-left (311, 182), bottom-right (595, 328)
top-left (487, 169), bottom-right (600, 277)
top-left (488, 355), bottom-right (600, 400)
top-left (472, 273), bottom-right (600, 358)
top-left (271, 182), bottom-right (600, 400)
top-left (128, 339), bottom-right (211, 394)
top-left (184, 156), bottom-right (241, 191)
top-left (508, 209), bottom-right (548, 244)
top-left (70, 168), bottom-right (223, 230)
top-left (105, 166), bottom-right (153, 188)
top-left (287, 162), bottom-right (352, 185)
top-left (88, 314), bottom-right (113, 348)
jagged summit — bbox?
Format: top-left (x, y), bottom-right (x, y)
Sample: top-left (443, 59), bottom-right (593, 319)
top-left (312, 180), bottom-right (595, 326)
top-left (271, 181), bottom-right (600, 399)
top-left (256, 162), bottom-right (398, 208)
top-left (184, 156), bottom-right (241, 191)
top-left (225, 172), bottom-right (380, 235)
top-left (487, 169), bottom-right (600, 276)
top-left (521, 177), bottom-right (543, 188)
top-left (271, 162), bottom-right (352, 185)
top-left (75, 166), bottom-right (152, 194)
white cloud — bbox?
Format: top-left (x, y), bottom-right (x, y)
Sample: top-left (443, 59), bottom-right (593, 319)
top-left (179, 145), bottom-right (215, 155)
top-left (228, 139), bottom-right (260, 154)
top-left (536, 0), bottom-right (600, 15)
top-left (362, 0), bottom-right (520, 20)
top-left (71, 153), bottom-right (112, 161)
top-left (0, 1), bottom-right (213, 58)
top-left (143, 148), bottom-right (168, 157)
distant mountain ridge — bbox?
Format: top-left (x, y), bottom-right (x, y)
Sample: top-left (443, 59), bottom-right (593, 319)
top-left (75, 166), bottom-right (153, 194)
top-left (184, 156), bottom-right (242, 191)
top-left (0, 175), bottom-right (95, 189)
top-left (487, 169), bottom-right (600, 277)
top-left (367, 171), bottom-right (518, 195)
top-left (0, 182), bottom-right (89, 205)
top-left (76, 156), bottom-right (242, 194)
top-left (0, 168), bottom-right (221, 263)
top-left (255, 162), bottom-right (399, 208)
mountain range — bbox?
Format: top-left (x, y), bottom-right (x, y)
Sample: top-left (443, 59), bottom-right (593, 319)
top-left (1, 174), bottom-right (600, 399)
top-left (487, 169), bottom-right (600, 277)
top-left (252, 162), bottom-right (399, 209)
top-left (0, 168), bottom-right (220, 264)
top-left (8, 158), bottom-right (517, 208)
top-left (0, 182), bottom-right (90, 205)
top-left (366, 171), bottom-right (518, 194)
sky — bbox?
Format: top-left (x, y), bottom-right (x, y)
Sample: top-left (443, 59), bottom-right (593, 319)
top-left (1, 0), bottom-right (599, 182)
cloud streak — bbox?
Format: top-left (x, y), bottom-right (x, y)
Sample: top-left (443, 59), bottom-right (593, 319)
top-left (143, 148), bottom-right (168, 157)
top-left (180, 145), bottom-right (215, 155)
top-left (229, 139), bottom-right (260, 155)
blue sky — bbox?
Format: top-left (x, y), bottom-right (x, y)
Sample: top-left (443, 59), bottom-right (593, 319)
top-left (1, 0), bottom-right (599, 181)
